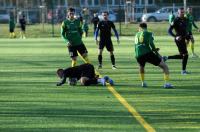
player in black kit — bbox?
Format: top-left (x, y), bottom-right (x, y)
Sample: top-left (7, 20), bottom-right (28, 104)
top-left (56, 63), bottom-right (114, 86)
top-left (95, 11), bottom-right (120, 69)
top-left (91, 13), bottom-right (99, 34)
top-left (164, 8), bottom-right (190, 75)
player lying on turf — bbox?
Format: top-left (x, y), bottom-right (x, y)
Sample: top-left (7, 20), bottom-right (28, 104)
top-left (134, 23), bottom-right (173, 88)
top-left (56, 63), bottom-right (114, 86)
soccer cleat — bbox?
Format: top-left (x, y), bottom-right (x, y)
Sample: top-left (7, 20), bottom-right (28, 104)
top-left (191, 53), bottom-right (199, 58)
top-left (164, 83), bottom-right (173, 88)
top-left (98, 64), bottom-right (102, 69)
top-left (162, 56), bottom-right (168, 62)
top-left (141, 82), bottom-right (147, 88)
top-left (112, 65), bottom-right (117, 70)
top-left (104, 76), bottom-right (114, 86)
top-left (181, 70), bottom-right (190, 75)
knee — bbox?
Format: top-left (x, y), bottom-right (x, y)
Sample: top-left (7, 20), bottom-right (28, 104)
top-left (80, 77), bottom-right (89, 86)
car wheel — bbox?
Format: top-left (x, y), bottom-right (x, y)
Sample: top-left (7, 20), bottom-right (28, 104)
top-left (147, 17), bottom-right (157, 22)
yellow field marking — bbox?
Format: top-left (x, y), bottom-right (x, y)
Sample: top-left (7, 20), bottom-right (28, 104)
top-left (77, 53), bottom-right (155, 132)
top-left (106, 84), bottom-right (156, 132)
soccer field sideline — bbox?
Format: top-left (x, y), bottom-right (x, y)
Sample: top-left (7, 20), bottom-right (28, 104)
top-left (0, 37), bottom-right (200, 131)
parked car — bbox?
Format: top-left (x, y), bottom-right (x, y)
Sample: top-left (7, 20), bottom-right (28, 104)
top-left (141, 7), bottom-right (179, 22)
top-left (0, 10), bottom-right (9, 23)
top-left (98, 10), bottom-right (117, 22)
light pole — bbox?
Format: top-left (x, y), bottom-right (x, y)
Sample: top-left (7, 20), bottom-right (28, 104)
top-left (184, 0), bottom-right (187, 11)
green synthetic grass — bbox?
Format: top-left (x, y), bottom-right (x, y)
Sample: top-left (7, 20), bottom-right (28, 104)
top-left (0, 36), bottom-right (200, 132)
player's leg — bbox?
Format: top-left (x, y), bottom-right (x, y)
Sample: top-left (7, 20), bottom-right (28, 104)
top-left (68, 46), bottom-right (78, 67)
top-left (190, 35), bottom-right (197, 57)
top-left (78, 44), bottom-right (90, 63)
top-left (106, 41), bottom-right (116, 69)
top-left (98, 41), bottom-right (105, 69)
top-left (148, 52), bottom-right (173, 88)
top-left (158, 61), bottom-right (173, 88)
top-left (137, 56), bottom-right (147, 87)
top-left (179, 40), bottom-right (189, 74)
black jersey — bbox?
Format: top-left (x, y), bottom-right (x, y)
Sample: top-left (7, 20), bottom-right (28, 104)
top-left (91, 16), bottom-right (99, 27)
top-left (97, 20), bottom-right (116, 40)
top-left (19, 18), bottom-right (26, 27)
top-left (58, 64), bottom-right (95, 85)
top-left (168, 17), bottom-right (188, 37)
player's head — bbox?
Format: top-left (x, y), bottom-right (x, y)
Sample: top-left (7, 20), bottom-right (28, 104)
top-left (178, 7), bottom-right (185, 18)
top-left (57, 68), bottom-right (64, 78)
top-left (67, 7), bottom-right (75, 19)
top-left (187, 7), bottom-right (192, 14)
top-left (139, 23), bottom-right (147, 31)
top-left (102, 11), bottom-right (109, 20)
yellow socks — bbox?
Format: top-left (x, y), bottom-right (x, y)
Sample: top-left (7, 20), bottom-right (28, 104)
top-left (83, 56), bottom-right (90, 63)
top-left (190, 43), bottom-right (194, 54)
top-left (164, 74), bottom-right (169, 83)
top-left (139, 73), bottom-right (144, 82)
top-left (71, 60), bottom-right (77, 67)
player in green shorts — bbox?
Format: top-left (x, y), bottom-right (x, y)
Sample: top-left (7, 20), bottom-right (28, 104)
top-left (61, 7), bottom-right (90, 67)
top-left (185, 7), bottom-right (200, 57)
top-left (134, 23), bottom-right (173, 88)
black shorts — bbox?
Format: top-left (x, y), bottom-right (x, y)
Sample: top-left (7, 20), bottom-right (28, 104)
top-left (21, 26), bottom-right (26, 31)
top-left (137, 52), bottom-right (161, 67)
top-left (175, 38), bottom-right (188, 55)
top-left (10, 28), bottom-right (14, 32)
top-left (81, 64), bottom-right (95, 78)
top-left (68, 44), bottom-right (88, 58)
top-left (99, 39), bottom-right (113, 51)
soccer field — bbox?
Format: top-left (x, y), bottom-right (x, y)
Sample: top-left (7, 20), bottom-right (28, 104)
top-left (0, 36), bottom-right (200, 132)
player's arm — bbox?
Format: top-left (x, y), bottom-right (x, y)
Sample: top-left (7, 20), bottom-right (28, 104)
top-left (111, 22), bottom-right (119, 43)
top-left (94, 23), bottom-right (100, 44)
top-left (78, 20), bottom-right (83, 37)
top-left (192, 21), bottom-right (199, 31)
top-left (61, 22), bottom-right (72, 47)
top-left (149, 33), bottom-right (159, 55)
top-left (57, 75), bottom-right (67, 86)
top-left (168, 24), bottom-right (176, 38)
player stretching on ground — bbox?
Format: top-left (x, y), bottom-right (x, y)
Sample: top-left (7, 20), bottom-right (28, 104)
top-left (95, 11), bottom-right (120, 69)
top-left (61, 7), bottom-right (90, 67)
top-left (56, 63), bottom-right (114, 86)
top-left (135, 23), bottom-right (173, 88)
top-left (164, 8), bottom-right (190, 75)
top-left (185, 7), bottom-right (200, 57)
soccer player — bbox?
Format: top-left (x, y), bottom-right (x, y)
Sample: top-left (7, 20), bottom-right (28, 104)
top-left (56, 63), bottom-right (114, 86)
top-left (61, 7), bottom-right (90, 67)
top-left (19, 14), bottom-right (26, 39)
top-left (9, 15), bottom-right (16, 38)
top-left (95, 11), bottom-right (120, 69)
top-left (166, 8), bottom-right (190, 75)
top-left (91, 13), bottom-right (99, 34)
top-left (185, 7), bottom-right (200, 57)
top-left (135, 23), bottom-right (173, 88)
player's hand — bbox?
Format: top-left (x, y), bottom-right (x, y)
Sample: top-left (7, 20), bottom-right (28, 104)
top-left (96, 40), bottom-right (99, 45)
top-left (117, 39), bottom-right (120, 45)
top-left (175, 36), bottom-right (182, 41)
top-left (155, 48), bottom-right (160, 52)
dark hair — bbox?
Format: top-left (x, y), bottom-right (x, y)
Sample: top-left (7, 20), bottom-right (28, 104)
top-left (103, 11), bottom-right (109, 15)
top-left (139, 23), bottom-right (147, 29)
top-left (178, 7), bottom-right (184, 11)
top-left (68, 7), bottom-right (75, 12)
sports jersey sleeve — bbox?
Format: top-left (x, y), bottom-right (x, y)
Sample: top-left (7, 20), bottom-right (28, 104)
top-left (77, 20), bottom-right (83, 36)
top-left (111, 22), bottom-right (119, 40)
top-left (61, 21), bottom-right (69, 43)
top-left (168, 23), bottom-right (176, 37)
top-left (192, 21), bottom-right (199, 29)
top-left (57, 75), bottom-right (67, 86)
top-left (95, 22), bottom-right (100, 40)
top-left (149, 33), bottom-right (156, 51)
